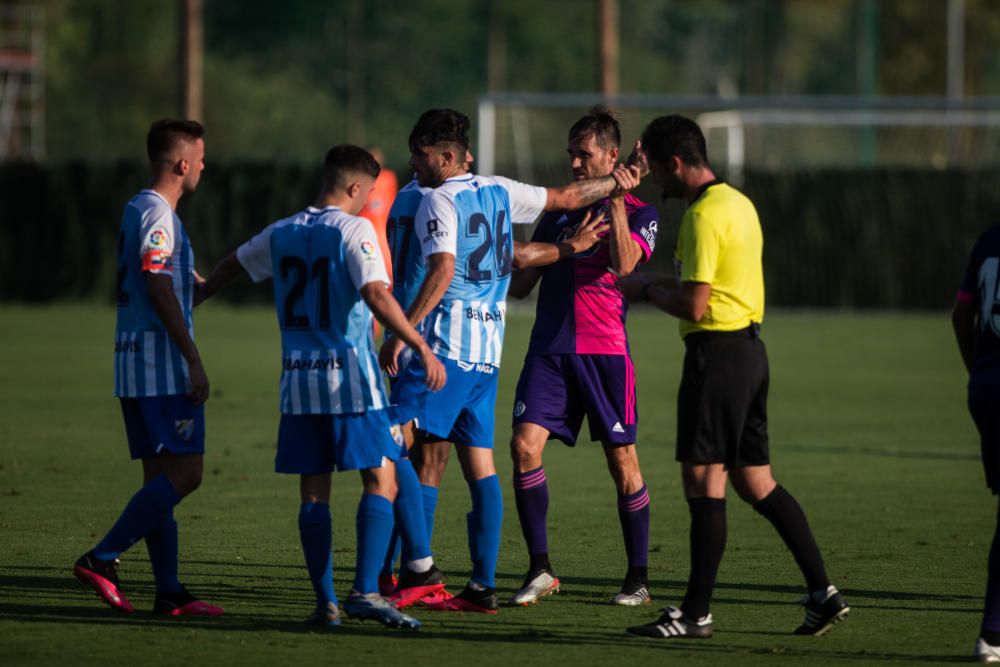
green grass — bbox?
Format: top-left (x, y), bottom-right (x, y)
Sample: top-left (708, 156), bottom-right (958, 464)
top-left (0, 304), bottom-right (988, 665)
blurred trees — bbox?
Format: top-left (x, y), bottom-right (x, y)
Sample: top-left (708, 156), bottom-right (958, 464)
top-left (39, 0), bottom-right (1000, 167)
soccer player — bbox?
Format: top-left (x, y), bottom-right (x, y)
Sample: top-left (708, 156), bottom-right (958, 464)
top-left (380, 108), bottom-right (643, 613)
top-left (198, 144), bottom-right (446, 628)
top-left (379, 161), bottom-right (608, 605)
top-left (622, 115), bottom-right (848, 639)
top-left (952, 222), bottom-right (1000, 662)
top-left (73, 119), bottom-right (223, 617)
top-left (506, 106), bottom-right (659, 607)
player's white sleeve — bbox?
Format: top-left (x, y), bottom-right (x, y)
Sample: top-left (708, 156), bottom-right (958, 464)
top-left (139, 207), bottom-right (176, 274)
top-left (492, 176), bottom-right (547, 224)
top-left (415, 190), bottom-right (458, 258)
top-left (236, 224), bottom-right (276, 283)
top-left (343, 217), bottom-right (390, 290)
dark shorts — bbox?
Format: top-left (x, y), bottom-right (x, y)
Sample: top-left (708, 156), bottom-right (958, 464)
top-left (969, 381), bottom-right (1000, 494)
top-left (676, 325), bottom-right (769, 468)
top-left (512, 353), bottom-right (637, 446)
top-left (276, 409), bottom-right (403, 474)
top-left (119, 395), bottom-right (205, 460)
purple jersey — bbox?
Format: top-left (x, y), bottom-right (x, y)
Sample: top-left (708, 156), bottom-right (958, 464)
top-left (527, 193), bottom-right (658, 355)
top-left (959, 222), bottom-right (1000, 381)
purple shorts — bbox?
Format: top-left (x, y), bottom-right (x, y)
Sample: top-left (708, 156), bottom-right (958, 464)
top-left (512, 353), bottom-right (637, 446)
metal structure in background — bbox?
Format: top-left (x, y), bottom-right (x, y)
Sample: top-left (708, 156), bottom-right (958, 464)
top-left (477, 93), bottom-right (1000, 182)
top-left (179, 0), bottom-right (203, 121)
top-left (0, 4), bottom-right (43, 161)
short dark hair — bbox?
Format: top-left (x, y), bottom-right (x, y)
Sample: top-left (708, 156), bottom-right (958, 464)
top-left (568, 105), bottom-right (621, 150)
top-left (322, 144), bottom-right (380, 190)
top-left (408, 108), bottom-right (471, 153)
top-left (146, 119), bottom-right (204, 164)
top-left (641, 114), bottom-right (709, 168)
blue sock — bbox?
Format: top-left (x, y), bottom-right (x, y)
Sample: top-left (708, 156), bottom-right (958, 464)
top-left (422, 484), bottom-right (439, 542)
top-left (145, 511), bottom-right (182, 593)
top-left (299, 502), bottom-right (337, 610)
top-left (354, 494), bottom-right (394, 595)
top-left (394, 458), bottom-right (431, 562)
top-left (380, 524), bottom-right (402, 580)
top-left (468, 475), bottom-right (503, 589)
top-left (94, 475), bottom-right (181, 561)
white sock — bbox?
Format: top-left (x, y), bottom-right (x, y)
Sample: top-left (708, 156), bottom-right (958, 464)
top-left (407, 556), bottom-right (433, 574)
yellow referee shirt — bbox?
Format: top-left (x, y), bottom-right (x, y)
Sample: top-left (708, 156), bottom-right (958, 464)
top-left (675, 181), bottom-right (764, 338)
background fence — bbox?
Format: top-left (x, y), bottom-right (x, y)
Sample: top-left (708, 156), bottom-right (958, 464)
top-left (2, 161), bottom-right (994, 308)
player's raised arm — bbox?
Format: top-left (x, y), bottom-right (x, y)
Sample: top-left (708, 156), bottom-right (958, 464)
top-left (544, 155), bottom-right (644, 212)
top-left (362, 281), bottom-right (445, 391)
top-left (606, 192), bottom-right (644, 277)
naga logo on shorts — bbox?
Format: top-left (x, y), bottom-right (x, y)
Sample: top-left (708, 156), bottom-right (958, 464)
top-left (175, 419), bottom-right (195, 441)
top-left (514, 400), bottom-right (526, 417)
top-left (389, 424), bottom-right (404, 446)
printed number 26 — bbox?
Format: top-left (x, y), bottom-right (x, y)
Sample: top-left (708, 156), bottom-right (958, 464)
top-left (466, 211), bottom-right (512, 282)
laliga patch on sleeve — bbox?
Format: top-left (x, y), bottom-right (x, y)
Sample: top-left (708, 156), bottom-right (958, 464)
top-left (142, 226), bottom-right (172, 253)
top-left (359, 239), bottom-right (378, 261)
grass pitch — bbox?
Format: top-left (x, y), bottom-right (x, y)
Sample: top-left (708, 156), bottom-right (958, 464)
top-left (0, 304), bottom-right (988, 665)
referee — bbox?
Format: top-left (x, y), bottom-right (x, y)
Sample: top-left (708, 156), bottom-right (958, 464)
top-left (622, 115), bottom-right (848, 639)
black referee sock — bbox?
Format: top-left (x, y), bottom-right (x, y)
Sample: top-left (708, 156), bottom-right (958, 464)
top-left (753, 484), bottom-right (831, 594)
top-left (681, 497), bottom-right (726, 620)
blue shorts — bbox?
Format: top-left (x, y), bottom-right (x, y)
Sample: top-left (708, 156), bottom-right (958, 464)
top-left (512, 353), bottom-right (637, 446)
top-left (276, 408), bottom-right (403, 474)
top-left (119, 396), bottom-right (205, 460)
top-left (390, 356), bottom-right (499, 448)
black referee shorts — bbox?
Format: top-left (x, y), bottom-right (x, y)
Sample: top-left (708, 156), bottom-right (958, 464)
top-left (676, 323), bottom-right (769, 468)
top-left (969, 381), bottom-right (1000, 495)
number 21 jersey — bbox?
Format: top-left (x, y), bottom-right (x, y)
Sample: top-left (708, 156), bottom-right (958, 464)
top-left (236, 206), bottom-right (391, 414)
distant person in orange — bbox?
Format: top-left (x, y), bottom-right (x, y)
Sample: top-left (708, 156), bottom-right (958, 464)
top-left (360, 146), bottom-right (398, 285)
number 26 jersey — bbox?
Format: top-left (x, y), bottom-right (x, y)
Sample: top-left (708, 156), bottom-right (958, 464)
top-left (415, 174), bottom-right (546, 367)
top-left (236, 206), bottom-right (390, 415)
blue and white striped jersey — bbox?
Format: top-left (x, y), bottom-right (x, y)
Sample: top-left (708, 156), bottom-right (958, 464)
top-left (114, 189), bottom-right (195, 397)
top-left (237, 206), bottom-right (391, 415)
top-left (387, 179), bottom-right (432, 310)
top-left (415, 174), bottom-right (546, 365)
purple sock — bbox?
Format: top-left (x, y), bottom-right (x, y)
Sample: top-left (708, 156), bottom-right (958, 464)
top-left (617, 484), bottom-right (650, 568)
top-left (513, 466), bottom-right (549, 557)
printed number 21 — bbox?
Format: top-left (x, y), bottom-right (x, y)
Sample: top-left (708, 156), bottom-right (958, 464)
top-left (466, 211), bottom-right (512, 282)
top-left (280, 256), bottom-right (330, 330)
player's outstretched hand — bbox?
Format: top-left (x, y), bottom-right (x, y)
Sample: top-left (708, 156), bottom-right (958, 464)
top-left (186, 359), bottom-right (210, 405)
top-left (192, 271), bottom-right (207, 307)
top-left (379, 336), bottom-right (405, 376)
top-left (418, 347), bottom-right (447, 392)
top-left (565, 208), bottom-right (609, 254)
top-left (617, 271), bottom-right (651, 301)
top-left (610, 163), bottom-right (642, 197)
top-left (624, 140), bottom-right (649, 177)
